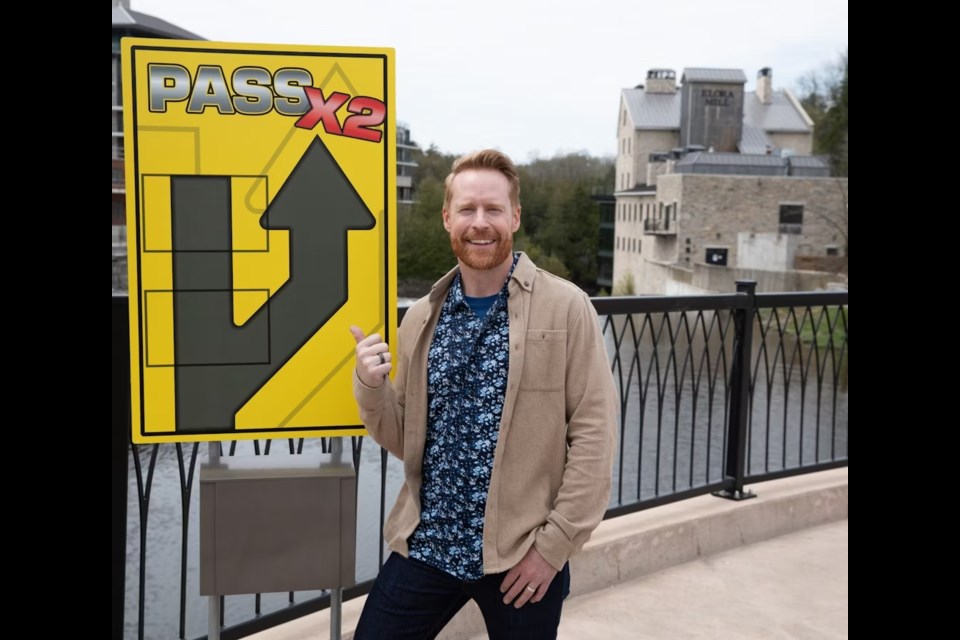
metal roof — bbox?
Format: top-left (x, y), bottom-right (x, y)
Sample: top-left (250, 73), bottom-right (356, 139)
top-left (743, 91), bottom-right (810, 132)
top-left (112, 6), bottom-right (203, 40)
top-left (787, 155), bottom-right (830, 169)
top-left (675, 152), bottom-right (784, 167)
top-left (622, 88), bottom-right (811, 137)
top-left (739, 122), bottom-right (774, 155)
top-left (622, 89), bottom-right (681, 130)
top-left (681, 68), bottom-right (747, 83)
top-left (613, 185), bottom-right (657, 196)
top-left (672, 151), bottom-right (830, 177)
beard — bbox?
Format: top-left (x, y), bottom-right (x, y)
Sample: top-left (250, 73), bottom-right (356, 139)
top-left (450, 231), bottom-right (514, 271)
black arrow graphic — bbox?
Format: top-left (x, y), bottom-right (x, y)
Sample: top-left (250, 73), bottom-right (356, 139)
top-left (171, 136), bottom-right (376, 433)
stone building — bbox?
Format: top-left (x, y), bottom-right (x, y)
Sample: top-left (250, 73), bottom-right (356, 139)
top-left (112, 1), bottom-right (202, 292)
top-left (396, 122), bottom-right (419, 214)
top-left (612, 67), bottom-right (847, 294)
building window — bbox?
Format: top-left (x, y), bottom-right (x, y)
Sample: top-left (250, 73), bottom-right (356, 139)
top-left (600, 227), bottom-right (613, 248)
top-left (826, 246), bottom-right (839, 256)
top-left (705, 247), bottom-right (728, 266)
top-left (112, 55), bottom-right (122, 107)
top-left (779, 204), bottom-right (804, 235)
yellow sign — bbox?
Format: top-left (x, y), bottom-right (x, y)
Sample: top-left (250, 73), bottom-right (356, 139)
top-left (122, 38), bottom-right (396, 443)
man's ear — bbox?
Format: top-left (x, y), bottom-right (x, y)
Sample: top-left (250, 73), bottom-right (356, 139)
top-left (512, 205), bottom-right (522, 233)
top-left (442, 208), bottom-right (452, 232)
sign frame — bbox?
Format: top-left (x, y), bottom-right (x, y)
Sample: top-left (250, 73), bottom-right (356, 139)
top-left (122, 38), bottom-right (396, 443)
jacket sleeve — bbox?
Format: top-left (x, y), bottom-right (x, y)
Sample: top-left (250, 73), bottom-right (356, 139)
top-left (535, 292), bottom-right (618, 570)
top-left (352, 324), bottom-right (409, 460)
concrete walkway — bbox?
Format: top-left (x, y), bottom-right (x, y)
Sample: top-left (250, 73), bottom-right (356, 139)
top-left (522, 519), bottom-right (847, 640)
top-left (250, 468), bottom-right (848, 640)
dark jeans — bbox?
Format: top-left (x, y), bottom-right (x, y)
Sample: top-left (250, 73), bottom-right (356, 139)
top-left (354, 552), bottom-right (571, 640)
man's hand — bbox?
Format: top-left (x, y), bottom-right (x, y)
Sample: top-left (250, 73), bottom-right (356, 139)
top-left (349, 326), bottom-right (392, 387)
top-left (499, 546), bottom-right (558, 608)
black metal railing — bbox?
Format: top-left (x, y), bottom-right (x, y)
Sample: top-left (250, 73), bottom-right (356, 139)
top-left (112, 282), bottom-right (848, 639)
top-left (642, 216), bottom-right (673, 234)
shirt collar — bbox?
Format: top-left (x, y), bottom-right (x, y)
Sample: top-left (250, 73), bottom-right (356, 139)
top-left (430, 252), bottom-right (534, 303)
top-left (441, 253), bottom-right (522, 308)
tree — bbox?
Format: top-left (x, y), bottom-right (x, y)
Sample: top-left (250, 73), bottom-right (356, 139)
top-left (797, 49), bottom-right (848, 177)
top-left (513, 234), bottom-right (570, 280)
top-left (517, 153), bottom-right (614, 293)
top-left (817, 178), bottom-right (848, 258)
top-left (797, 51), bottom-right (848, 259)
top-left (396, 146), bottom-right (459, 292)
top-left (538, 183), bottom-right (599, 288)
top-left (397, 175), bottom-right (452, 287)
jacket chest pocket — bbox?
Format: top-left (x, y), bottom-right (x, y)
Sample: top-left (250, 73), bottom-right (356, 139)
top-left (519, 330), bottom-right (566, 391)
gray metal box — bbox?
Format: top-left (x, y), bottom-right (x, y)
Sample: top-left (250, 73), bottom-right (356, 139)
top-left (199, 453), bottom-right (356, 596)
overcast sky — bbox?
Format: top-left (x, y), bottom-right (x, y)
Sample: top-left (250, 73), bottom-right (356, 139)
top-left (127, 0), bottom-right (847, 163)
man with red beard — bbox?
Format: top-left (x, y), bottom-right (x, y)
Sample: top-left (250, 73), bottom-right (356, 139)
top-left (350, 149), bottom-right (617, 639)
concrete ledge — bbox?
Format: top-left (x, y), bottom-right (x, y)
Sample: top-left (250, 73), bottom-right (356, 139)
top-left (570, 467), bottom-right (848, 598)
top-left (249, 467), bottom-right (848, 640)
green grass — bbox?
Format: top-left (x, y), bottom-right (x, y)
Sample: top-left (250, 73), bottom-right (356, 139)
top-left (759, 306), bottom-right (847, 349)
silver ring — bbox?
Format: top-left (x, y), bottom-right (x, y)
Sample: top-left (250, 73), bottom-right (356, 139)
top-left (378, 352), bottom-right (385, 365)
top-left (525, 585), bottom-right (536, 593)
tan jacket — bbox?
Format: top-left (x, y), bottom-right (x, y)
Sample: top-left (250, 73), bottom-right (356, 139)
top-left (353, 252), bottom-right (617, 573)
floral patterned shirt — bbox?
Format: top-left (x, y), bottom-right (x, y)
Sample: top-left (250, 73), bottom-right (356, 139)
top-left (407, 256), bottom-right (518, 580)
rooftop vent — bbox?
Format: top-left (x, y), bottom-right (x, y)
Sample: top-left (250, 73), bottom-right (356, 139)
top-left (646, 69), bottom-right (677, 94)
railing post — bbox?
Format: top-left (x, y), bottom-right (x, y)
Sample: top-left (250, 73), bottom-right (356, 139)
top-left (112, 293), bottom-right (130, 638)
top-left (714, 280), bottom-right (757, 501)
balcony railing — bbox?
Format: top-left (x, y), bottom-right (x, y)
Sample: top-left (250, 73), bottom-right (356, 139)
top-left (113, 283), bottom-right (847, 639)
top-left (643, 217), bottom-right (675, 235)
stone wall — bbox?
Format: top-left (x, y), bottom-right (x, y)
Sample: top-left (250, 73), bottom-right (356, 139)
top-left (657, 173), bottom-right (847, 277)
top-left (768, 132), bottom-right (813, 156)
top-left (691, 263), bottom-right (847, 293)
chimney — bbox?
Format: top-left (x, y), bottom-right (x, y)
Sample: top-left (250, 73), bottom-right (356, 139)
top-left (757, 67), bottom-right (773, 105)
top-left (646, 69), bottom-right (677, 94)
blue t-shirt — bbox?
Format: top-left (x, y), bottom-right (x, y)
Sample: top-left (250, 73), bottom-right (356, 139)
top-left (463, 293), bottom-right (499, 320)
